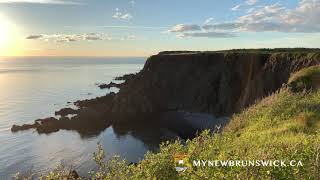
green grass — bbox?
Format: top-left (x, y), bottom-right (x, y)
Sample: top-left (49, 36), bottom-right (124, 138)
top-left (288, 66), bottom-right (320, 92)
top-left (15, 69), bottom-right (320, 179)
top-left (134, 89), bottom-right (320, 179)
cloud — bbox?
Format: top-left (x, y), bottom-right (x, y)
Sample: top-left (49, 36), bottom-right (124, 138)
top-left (168, 24), bottom-right (201, 32)
top-left (203, 22), bottom-right (242, 31)
top-left (26, 33), bottom-right (112, 42)
top-left (231, 5), bottom-right (241, 11)
top-left (237, 4), bottom-right (285, 24)
top-left (177, 32), bottom-right (236, 38)
top-left (120, 13), bottom-right (133, 20)
top-left (82, 33), bottom-right (103, 41)
top-left (167, 0), bottom-right (320, 39)
top-left (283, 0), bottom-right (320, 28)
top-left (100, 25), bottom-right (169, 30)
top-left (235, 1), bottom-right (320, 32)
top-left (246, 0), bottom-right (258, 6)
top-left (112, 8), bottom-right (133, 20)
top-left (204, 17), bottom-right (214, 25)
top-left (0, 0), bottom-right (83, 5)
top-left (168, 24), bottom-right (235, 39)
top-left (26, 35), bottom-right (43, 39)
top-left (205, 0), bottom-right (320, 33)
top-left (230, 0), bottom-right (256, 11)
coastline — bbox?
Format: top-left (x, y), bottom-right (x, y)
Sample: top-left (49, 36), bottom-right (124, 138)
top-left (11, 49), bottom-right (320, 137)
top-left (7, 49), bottom-right (320, 178)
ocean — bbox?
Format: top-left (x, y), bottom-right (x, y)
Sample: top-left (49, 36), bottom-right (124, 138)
top-left (0, 57), bottom-right (149, 178)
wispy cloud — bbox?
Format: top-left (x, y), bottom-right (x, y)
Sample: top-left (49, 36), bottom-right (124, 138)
top-left (230, 0), bottom-right (257, 12)
top-left (168, 24), bottom-right (201, 33)
top-left (203, 22), bottom-right (242, 31)
top-left (101, 25), bottom-right (169, 30)
top-left (26, 33), bottom-right (112, 42)
top-left (112, 8), bottom-right (133, 20)
top-left (231, 4), bottom-right (241, 11)
top-left (204, 17), bottom-right (214, 25)
top-left (177, 31), bottom-right (236, 38)
top-left (168, 23), bottom-right (236, 38)
top-left (0, 0), bottom-right (84, 5)
top-left (231, 1), bottom-right (320, 33)
top-left (245, 0), bottom-right (258, 6)
top-left (25, 32), bottom-right (146, 42)
top-left (168, 0), bottom-right (320, 39)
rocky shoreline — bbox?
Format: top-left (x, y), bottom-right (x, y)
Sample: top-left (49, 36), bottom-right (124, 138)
top-left (11, 49), bottom-right (320, 139)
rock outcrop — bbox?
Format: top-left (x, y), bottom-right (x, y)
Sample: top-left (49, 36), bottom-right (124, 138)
top-left (11, 49), bottom-right (320, 137)
top-left (55, 108), bottom-right (79, 116)
top-left (98, 82), bottom-right (122, 89)
top-left (114, 73), bottom-right (137, 81)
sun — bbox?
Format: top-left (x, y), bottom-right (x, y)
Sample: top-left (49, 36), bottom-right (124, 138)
top-left (0, 14), bottom-right (22, 56)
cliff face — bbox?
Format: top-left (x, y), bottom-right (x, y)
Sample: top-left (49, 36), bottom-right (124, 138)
top-left (112, 52), bottom-right (320, 116)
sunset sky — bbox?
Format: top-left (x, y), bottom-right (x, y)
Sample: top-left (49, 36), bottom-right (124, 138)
top-left (0, 0), bottom-right (319, 57)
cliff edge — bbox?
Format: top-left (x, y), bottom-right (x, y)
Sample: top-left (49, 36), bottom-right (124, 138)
top-left (112, 50), bottom-right (320, 116)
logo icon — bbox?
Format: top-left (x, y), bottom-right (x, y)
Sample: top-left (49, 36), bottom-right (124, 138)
top-left (173, 154), bottom-right (191, 172)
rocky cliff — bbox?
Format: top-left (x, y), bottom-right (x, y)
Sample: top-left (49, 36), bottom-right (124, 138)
top-left (111, 50), bottom-right (320, 116)
top-left (12, 49), bottom-right (320, 136)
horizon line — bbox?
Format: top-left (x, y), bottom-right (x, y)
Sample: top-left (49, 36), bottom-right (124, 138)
top-left (0, 55), bottom-right (149, 58)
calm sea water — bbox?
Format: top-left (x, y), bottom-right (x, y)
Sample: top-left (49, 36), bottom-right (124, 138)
top-left (0, 57), bottom-right (150, 178)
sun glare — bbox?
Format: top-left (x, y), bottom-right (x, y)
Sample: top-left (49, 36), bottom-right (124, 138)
top-left (0, 15), bottom-right (11, 48)
top-left (0, 14), bottom-right (22, 56)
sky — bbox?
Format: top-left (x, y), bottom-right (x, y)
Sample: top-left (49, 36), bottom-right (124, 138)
top-left (0, 0), bottom-right (319, 57)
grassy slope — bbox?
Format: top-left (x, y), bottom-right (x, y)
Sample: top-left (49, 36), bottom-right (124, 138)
top-left (124, 89), bottom-right (320, 180)
top-left (288, 65), bottom-right (320, 92)
top-left (121, 67), bottom-right (320, 180)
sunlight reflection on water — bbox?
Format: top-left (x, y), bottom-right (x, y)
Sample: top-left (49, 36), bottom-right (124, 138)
top-left (0, 57), bottom-right (148, 178)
